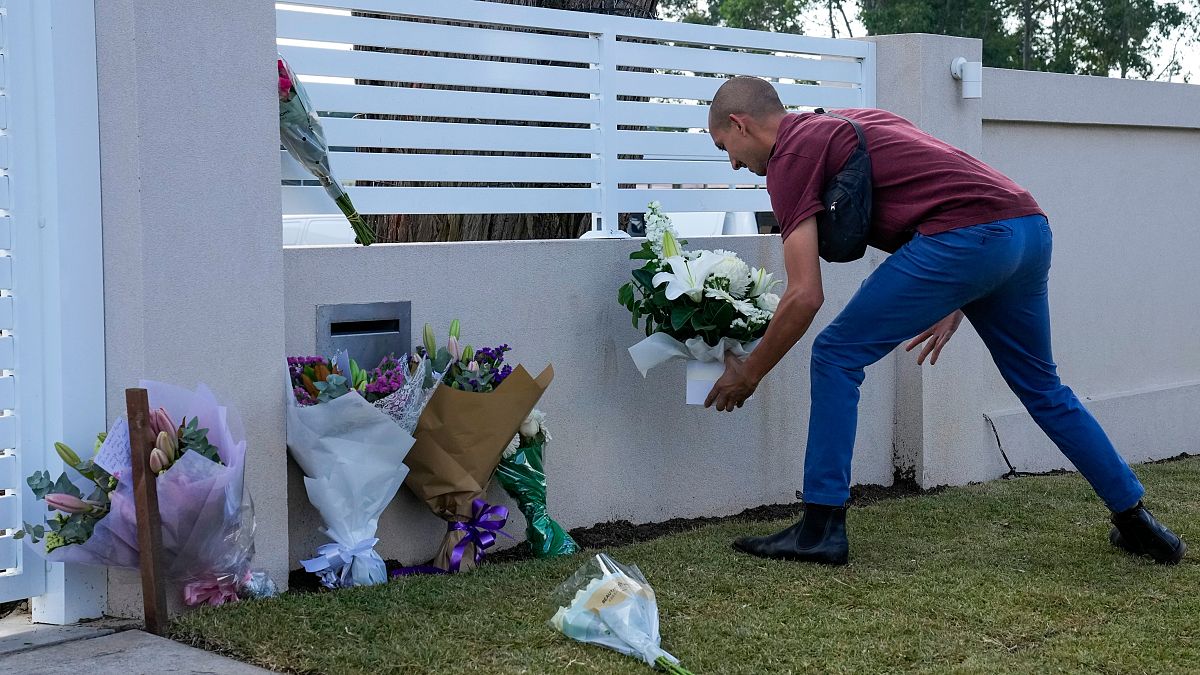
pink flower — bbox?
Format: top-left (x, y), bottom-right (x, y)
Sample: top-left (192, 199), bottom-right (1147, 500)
top-left (46, 493), bottom-right (90, 514)
top-left (278, 59), bottom-right (293, 101)
top-left (149, 407), bottom-right (175, 439)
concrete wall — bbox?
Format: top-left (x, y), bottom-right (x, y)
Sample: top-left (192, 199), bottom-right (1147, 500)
top-left (283, 238), bottom-right (895, 565)
top-left (95, 1), bottom-right (288, 615)
top-left (969, 70), bottom-right (1200, 480)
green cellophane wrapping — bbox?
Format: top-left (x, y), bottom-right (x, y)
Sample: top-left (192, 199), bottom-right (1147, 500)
top-left (496, 438), bottom-right (578, 558)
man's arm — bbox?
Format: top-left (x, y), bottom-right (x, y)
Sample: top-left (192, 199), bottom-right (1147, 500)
top-left (706, 216), bottom-right (824, 411)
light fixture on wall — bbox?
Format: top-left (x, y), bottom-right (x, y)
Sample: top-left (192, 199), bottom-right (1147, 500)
top-left (951, 57), bottom-right (983, 99)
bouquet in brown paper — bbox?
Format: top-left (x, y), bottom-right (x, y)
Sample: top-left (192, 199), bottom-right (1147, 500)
top-left (394, 322), bottom-right (554, 575)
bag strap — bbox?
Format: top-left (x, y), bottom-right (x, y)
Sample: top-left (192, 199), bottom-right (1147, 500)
top-left (814, 108), bottom-right (867, 152)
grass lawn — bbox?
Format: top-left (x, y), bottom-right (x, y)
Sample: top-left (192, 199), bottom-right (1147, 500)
top-left (173, 458), bottom-right (1200, 674)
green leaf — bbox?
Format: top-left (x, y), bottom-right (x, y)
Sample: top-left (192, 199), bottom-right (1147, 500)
top-left (631, 267), bottom-right (657, 291)
top-left (671, 305), bottom-right (697, 331)
top-left (51, 472), bottom-right (83, 500)
top-left (27, 470), bottom-right (54, 499)
top-left (630, 243), bottom-right (657, 260)
top-left (12, 529), bottom-right (23, 540)
top-left (617, 283), bottom-right (634, 307)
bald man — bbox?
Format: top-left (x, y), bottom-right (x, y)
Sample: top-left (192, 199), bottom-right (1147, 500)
top-left (703, 76), bottom-right (1184, 566)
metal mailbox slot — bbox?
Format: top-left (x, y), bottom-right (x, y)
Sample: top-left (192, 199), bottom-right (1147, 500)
top-left (315, 301), bottom-right (410, 368)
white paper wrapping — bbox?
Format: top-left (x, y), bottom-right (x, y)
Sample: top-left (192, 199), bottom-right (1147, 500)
top-left (628, 333), bottom-right (759, 405)
top-left (285, 374), bottom-right (415, 587)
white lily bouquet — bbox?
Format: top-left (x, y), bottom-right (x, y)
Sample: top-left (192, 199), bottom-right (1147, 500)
top-left (618, 202), bottom-right (781, 404)
top-left (549, 553), bottom-right (693, 674)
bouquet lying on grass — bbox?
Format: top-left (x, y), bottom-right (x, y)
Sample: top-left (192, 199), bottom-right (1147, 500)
top-left (618, 202), bottom-right (781, 404)
top-left (396, 322), bottom-right (554, 575)
top-left (286, 351), bottom-right (434, 588)
top-left (18, 382), bottom-right (275, 606)
top-left (550, 553), bottom-right (693, 674)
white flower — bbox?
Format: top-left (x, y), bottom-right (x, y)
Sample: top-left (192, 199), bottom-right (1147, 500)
top-left (756, 292), bottom-right (780, 314)
top-left (505, 409), bottom-right (550, 459)
top-left (704, 287), bottom-right (736, 304)
top-left (748, 267), bottom-right (781, 297)
top-left (709, 250), bottom-right (752, 298)
top-left (732, 298), bottom-right (759, 316)
top-left (731, 318), bottom-right (749, 330)
top-left (652, 251), bottom-right (724, 302)
top-left (644, 202), bottom-right (678, 259)
top-left (519, 409), bottom-right (548, 441)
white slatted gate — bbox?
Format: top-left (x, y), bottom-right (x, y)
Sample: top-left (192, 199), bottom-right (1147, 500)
top-left (0, 0), bottom-right (46, 603)
top-left (276, 0), bottom-right (875, 235)
top-left (0, 0), bottom-right (106, 618)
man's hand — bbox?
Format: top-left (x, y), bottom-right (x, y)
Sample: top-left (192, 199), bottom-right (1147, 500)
top-left (705, 352), bottom-right (757, 412)
top-left (905, 310), bottom-right (964, 365)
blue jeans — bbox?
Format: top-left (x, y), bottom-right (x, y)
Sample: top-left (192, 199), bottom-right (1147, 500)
top-left (803, 213), bottom-right (1144, 512)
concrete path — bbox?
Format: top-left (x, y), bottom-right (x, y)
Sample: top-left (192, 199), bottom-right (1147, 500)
top-left (1, 629), bottom-right (274, 674)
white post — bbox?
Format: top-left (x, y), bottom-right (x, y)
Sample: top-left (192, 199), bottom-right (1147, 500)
top-left (580, 29), bottom-right (629, 239)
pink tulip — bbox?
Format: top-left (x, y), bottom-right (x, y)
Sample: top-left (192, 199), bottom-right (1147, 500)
top-left (149, 447), bottom-right (170, 474)
top-left (467, 360), bottom-right (479, 372)
top-left (448, 336), bottom-right (461, 361)
top-left (46, 493), bottom-right (90, 514)
top-left (149, 407), bottom-right (176, 440)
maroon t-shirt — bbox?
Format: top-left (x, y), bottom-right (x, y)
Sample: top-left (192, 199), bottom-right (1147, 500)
top-left (766, 109), bottom-right (1044, 252)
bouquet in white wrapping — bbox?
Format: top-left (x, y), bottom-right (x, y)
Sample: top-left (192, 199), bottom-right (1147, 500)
top-left (549, 553), bottom-right (693, 674)
top-left (618, 202), bottom-right (781, 404)
top-left (286, 353), bottom-right (434, 588)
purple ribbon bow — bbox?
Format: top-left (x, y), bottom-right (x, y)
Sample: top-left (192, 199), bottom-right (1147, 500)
top-left (393, 498), bottom-right (512, 577)
top-left (446, 498), bottom-right (513, 572)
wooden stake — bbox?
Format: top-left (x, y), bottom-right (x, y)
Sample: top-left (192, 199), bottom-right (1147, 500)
top-left (127, 387), bottom-right (167, 636)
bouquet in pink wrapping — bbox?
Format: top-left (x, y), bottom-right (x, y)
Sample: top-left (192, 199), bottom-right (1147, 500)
top-left (16, 381), bottom-right (275, 606)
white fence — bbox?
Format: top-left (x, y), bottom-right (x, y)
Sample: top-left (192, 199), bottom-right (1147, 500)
top-left (277, 0), bottom-right (876, 234)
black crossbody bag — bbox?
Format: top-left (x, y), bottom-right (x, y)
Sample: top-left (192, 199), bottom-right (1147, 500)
top-left (813, 108), bottom-right (873, 263)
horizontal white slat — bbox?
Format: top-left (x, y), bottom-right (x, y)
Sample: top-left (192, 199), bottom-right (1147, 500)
top-left (0, 494), bottom-right (16, 530)
top-left (616, 101), bottom-right (711, 129)
top-left (0, 216), bottom-right (9, 249)
top-left (320, 118), bottom-right (600, 153)
top-left (614, 130), bottom-right (725, 158)
top-left (0, 257), bottom-right (10, 288)
top-left (0, 536), bottom-right (17, 571)
top-left (616, 71), bottom-right (863, 107)
top-left (283, 151), bottom-right (599, 183)
top-left (614, 188), bottom-right (770, 213)
top-left (277, 9), bottom-right (599, 64)
top-left (280, 45), bottom-right (599, 94)
top-left (615, 160), bottom-right (764, 186)
top-left (302, 83), bottom-right (599, 123)
top-left (0, 417), bottom-right (14, 451)
top-left (0, 376), bottom-right (12, 410)
top-left (283, 186), bottom-right (600, 215)
top-left (286, 0), bottom-right (871, 58)
top-left (0, 297), bottom-right (11, 330)
top-left (0, 336), bottom-right (12, 370)
top-left (615, 42), bottom-right (861, 84)
top-left (0, 451), bottom-right (17, 485)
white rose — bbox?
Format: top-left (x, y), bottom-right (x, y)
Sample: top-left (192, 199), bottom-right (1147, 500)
top-left (756, 292), bottom-right (780, 313)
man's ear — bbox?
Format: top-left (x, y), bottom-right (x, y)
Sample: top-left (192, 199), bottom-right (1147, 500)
top-left (728, 113), bottom-right (747, 134)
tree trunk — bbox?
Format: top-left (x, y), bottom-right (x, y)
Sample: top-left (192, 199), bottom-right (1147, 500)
top-left (1022, 0), bottom-right (1033, 69)
top-left (353, 0), bottom-right (659, 243)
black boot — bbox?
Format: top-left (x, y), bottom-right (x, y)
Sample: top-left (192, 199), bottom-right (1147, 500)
top-left (1110, 502), bottom-right (1186, 565)
top-left (732, 504), bottom-right (849, 565)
